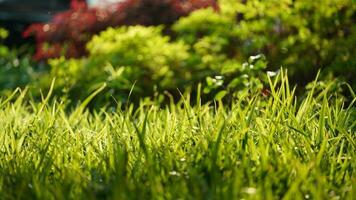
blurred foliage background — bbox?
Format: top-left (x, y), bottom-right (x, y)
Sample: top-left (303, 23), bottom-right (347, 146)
top-left (0, 0), bottom-right (355, 106)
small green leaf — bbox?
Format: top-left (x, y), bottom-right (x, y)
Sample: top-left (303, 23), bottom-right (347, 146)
top-left (206, 77), bottom-right (214, 86)
top-left (215, 90), bottom-right (227, 100)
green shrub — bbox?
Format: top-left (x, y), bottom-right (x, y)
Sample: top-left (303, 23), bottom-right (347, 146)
top-left (172, 8), bottom-right (267, 101)
top-left (46, 26), bottom-right (190, 105)
top-left (173, 8), bottom-right (239, 69)
top-left (174, 0), bottom-right (356, 88)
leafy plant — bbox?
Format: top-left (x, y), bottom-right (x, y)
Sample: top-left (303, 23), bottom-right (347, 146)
top-left (172, 8), bottom-right (268, 101)
top-left (174, 0), bottom-right (356, 88)
top-left (44, 26), bottom-right (190, 105)
top-left (203, 54), bottom-right (268, 101)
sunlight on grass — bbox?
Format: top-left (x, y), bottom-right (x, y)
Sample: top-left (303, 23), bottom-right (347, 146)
top-left (0, 72), bottom-right (354, 199)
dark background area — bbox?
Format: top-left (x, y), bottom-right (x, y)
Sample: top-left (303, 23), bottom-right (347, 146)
top-left (0, 0), bottom-right (70, 46)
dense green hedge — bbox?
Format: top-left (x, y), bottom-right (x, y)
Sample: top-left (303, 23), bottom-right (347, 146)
top-left (176, 0), bottom-right (355, 85)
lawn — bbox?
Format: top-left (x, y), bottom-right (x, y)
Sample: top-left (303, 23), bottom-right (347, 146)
top-left (0, 73), bottom-right (354, 199)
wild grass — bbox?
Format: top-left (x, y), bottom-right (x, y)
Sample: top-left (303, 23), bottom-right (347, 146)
top-left (0, 72), bottom-right (355, 199)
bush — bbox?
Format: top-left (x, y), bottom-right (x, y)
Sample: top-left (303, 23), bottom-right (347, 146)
top-left (45, 26), bottom-right (190, 104)
top-left (172, 8), bottom-right (268, 100)
top-left (173, 8), bottom-right (240, 70)
top-left (23, 0), bottom-right (218, 60)
top-left (174, 0), bottom-right (356, 88)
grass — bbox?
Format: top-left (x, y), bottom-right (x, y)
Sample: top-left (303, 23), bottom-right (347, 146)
top-left (0, 72), bottom-right (355, 199)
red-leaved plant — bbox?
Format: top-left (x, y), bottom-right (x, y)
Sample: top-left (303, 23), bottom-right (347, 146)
top-left (23, 0), bottom-right (218, 60)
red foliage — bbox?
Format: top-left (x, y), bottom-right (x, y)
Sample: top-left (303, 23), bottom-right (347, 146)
top-left (23, 0), bottom-right (218, 60)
